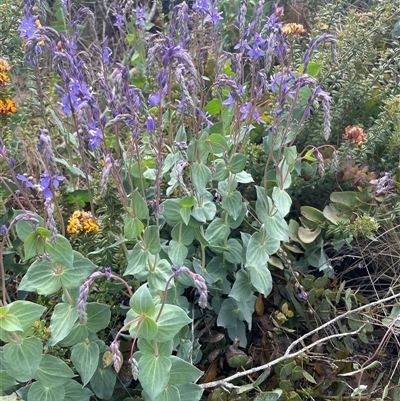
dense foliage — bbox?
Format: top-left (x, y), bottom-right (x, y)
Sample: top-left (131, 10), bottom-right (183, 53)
top-left (1, 0), bottom-right (400, 400)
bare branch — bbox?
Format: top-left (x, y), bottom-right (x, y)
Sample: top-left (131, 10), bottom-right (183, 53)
top-left (199, 292), bottom-right (400, 390)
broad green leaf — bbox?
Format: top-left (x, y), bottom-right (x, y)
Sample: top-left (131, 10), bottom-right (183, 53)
top-left (143, 226), bottom-right (161, 255)
top-left (192, 193), bottom-right (216, 222)
top-left (204, 99), bottom-right (222, 115)
top-left (148, 259), bottom-right (174, 291)
top-left (223, 203), bottom-right (247, 229)
top-left (15, 212), bottom-right (44, 242)
top-left (61, 254), bottom-right (97, 289)
top-left (48, 303), bottom-right (78, 346)
top-left (63, 379), bottom-right (93, 401)
top-left (246, 225), bottom-right (280, 267)
top-left (171, 223), bottom-right (194, 245)
top-left (229, 269), bottom-right (252, 303)
top-left (222, 190), bottom-right (243, 220)
top-left (205, 218), bottom-right (230, 247)
top-left (229, 154), bottom-right (247, 174)
top-left (330, 191), bottom-right (358, 207)
top-left (153, 304), bottom-right (191, 342)
top-left (300, 206), bottom-right (326, 224)
top-left (46, 235), bottom-right (74, 268)
top-left (176, 383), bottom-right (203, 401)
top-left (276, 160), bottom-right (292, 190)
top-left (6, 301), bottom-right (46, 330)
top-left (133, 316), bottom-right (158, 340)
top-left (71, 340), bottom-right (99, 386)
top-left (180, 207), bottom-right (191, 225)
top-left (0, 312), bottom-right (22, 332)
top-left (180, 196), bottom-right (195, 208)
top-left (151, 384), bottom-right (180, 401)
top-left (272, 187), bottom-right (292, 217)
top-left (249, 266), bottom-right (273, 297)
top-left (254, 389), bottom-right (283, 401)
top-left (168, 356), bottom-right (203, 385)
top-left (89, 362), bottom-right (116, 400)
top-left (236, 295), bottom-right (257, 329)
top-left (264, 215), bottom-right (289, 242)
top-left (27, 381), bottom-right (65, 401)
top-left (85, 303), bottom-right (111, 333)
top-left (0, 370), bottom-right (18, 391)
top-left (235, 171), bottom-right (254, 183)
top-left (212, 159), bottom-right (229, 181)
top-left (223, 238), bottom-right (243, 264)
top-left (124, 244), bottom-right (150, 277)
top-left (255, 186), bottom-right (275, 223)
top-left (283, 146), bottom-right (297, 167)
top-left (71, 251), bottom-right (97, 277)
top-left (132, 188), bottom-right (148, 219)
top-left (298, 61), bottom-right (321, 76)
top-left (59, 323), bottom-right (89, 347)
top-left (138, 354), bottom-right (171, 399)
top-left (3, 337), bottom-right (43, 381)
top-left (18, 259), bottom-right (62, 295)
top-left (217, 298), bottom-right (239, 329)
top-left (206, 133), bottom-right (229, 153)
top-left (168, 240), bottom-right (188, 266)
top-left (192, 162), bottom-right (211, 195)
top-left (298, 226), bottom-right (321, 243)
top-left (34, 355), bottom-right (74, 387)
top-left (137, 338), bottom-right (174, 357)
top-left (23, 230), bottom-right (48, 260)
top-left (162, 199), bottom-right (183, 225)
top-left (124, 215), bottom-right (144, 239)
top-left (130, 284), bottom-right (156, 315)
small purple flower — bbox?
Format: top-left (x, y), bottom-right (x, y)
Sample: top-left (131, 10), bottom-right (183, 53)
top-left (222, 92), bottom-right (236, 112)
top-left (149, 92), bottom-right (161, 107)
top-left (240, 102), bottom-right (251, 121)
top-left (146, 116), bottom-right (155, 132)
top-left (114, 14), bottom-right (124, 28)
top-left (17, 174), bottom-right (35, 188)
top-left (298, 290), bottom-right (308, 300)
top-left (105, 267), bottom-right (112, 278)
top-left (40, 172), bottom-right (65, 199)
top-left (18, 16), bottom-right (38, 40)
top-left (87, 122), bottom-right (103, 150)
top-left (1, 225), bottom-right (7, 236)
top-left (134, 5), bottom-right (146, 27)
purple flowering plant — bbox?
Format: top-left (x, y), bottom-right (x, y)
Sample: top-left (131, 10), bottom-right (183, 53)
top-left (5, 0), bottom-right (398, 399)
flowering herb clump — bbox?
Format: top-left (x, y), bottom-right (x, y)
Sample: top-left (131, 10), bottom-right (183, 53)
top-left (67, 210), bottom-right (99, 235)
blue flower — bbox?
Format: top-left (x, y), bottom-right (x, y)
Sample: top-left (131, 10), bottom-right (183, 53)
top-left (18, 16), bottom-right (38, 40)
top-left (113, 14), bottom-right (124, 28)
top-left (146, 116), bottom-right (155, 132)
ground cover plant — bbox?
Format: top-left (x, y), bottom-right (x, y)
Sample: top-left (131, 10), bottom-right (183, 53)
top-left (1, 0), bottom-right (400, 400)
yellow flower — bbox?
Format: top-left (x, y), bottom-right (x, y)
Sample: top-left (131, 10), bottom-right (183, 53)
top-left (5, 98), bottom-right (17, 114)
top-left (0, 99), bottom-right (17, 116)
top-left (67, 210), bottom-right (99, 234)
top-left (67, 217), bottom-right (82, 235)
top-left (282, 23), bottom-right (306, 36)
top-left (0, 72), bottom-right (10, 87)
top-left (82, 218), bottom-right (99, 233)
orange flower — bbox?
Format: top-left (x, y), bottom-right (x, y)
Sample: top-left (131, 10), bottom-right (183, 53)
top-left (343, 125), bottom-right (367, 147)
